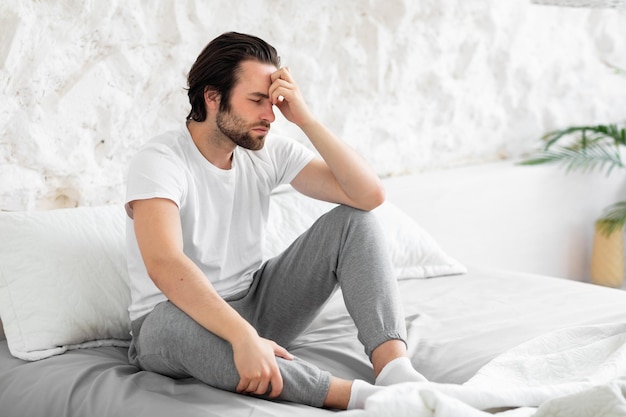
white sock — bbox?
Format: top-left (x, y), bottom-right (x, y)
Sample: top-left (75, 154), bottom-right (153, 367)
top-left (347, 379), bottom-right (385, 410)
top-left (375, 357), bottom-right (428, 386)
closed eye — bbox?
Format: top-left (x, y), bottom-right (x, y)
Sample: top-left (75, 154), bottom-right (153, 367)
top-left (249, 92), bottom-right (270, 104)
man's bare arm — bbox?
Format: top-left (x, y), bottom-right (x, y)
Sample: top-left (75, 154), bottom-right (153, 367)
top-left (130, 197), bottom-right (292, 397)
top-left (269, 67), bottom-right (384, 211)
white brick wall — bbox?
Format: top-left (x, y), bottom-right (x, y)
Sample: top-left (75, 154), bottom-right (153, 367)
top-left (1, 0), bottom-right (625, 210)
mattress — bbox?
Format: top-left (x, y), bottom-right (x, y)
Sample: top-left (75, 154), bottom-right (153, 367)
top-left (2, 266), bottom-right (626, 417)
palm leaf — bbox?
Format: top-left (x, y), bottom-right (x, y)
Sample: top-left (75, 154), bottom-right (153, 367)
top-left (520, 141), bottom-right (624, 176)
top-left (541, 124), bottom-right (626, 149)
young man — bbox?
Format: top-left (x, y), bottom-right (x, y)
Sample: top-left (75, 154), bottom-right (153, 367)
top-left (124, 32), bottom-right (426, 410)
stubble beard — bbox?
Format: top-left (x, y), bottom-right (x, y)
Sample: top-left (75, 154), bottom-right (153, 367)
top-left (215, 108), bottom-right (269, 151)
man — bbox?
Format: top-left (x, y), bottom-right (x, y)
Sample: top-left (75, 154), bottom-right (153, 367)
top-left (124, 32), bottom-right (425, 410)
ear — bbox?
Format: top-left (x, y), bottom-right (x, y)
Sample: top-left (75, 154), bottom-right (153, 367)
top-left (204, 88), bottom-right (220, 111)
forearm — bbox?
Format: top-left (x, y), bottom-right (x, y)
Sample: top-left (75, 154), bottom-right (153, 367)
top-left (148, 254), bottom-right (257, 344)
top-left (269, 66), bottom-right (384, 210)
top-left (299, 118), bottom-right (385, 210)
top-left (148, 254), bottom-right (290, 397)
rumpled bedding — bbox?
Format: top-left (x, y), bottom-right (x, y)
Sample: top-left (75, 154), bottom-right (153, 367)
top-left (355, 323), bottom-right (626, 417)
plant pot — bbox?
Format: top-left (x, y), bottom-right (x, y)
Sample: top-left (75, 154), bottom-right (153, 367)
top-left (590, 223), bottom-right (624, 288)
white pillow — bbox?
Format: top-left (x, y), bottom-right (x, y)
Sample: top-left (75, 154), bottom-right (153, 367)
top-left (264, 188), bottom-right (467, 279)
top-left (0, 193), bottom-right (465, 361)
top-left (0, 205), bottom-right (131, 361)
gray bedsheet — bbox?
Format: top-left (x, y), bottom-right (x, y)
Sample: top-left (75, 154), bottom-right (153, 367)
top-left (0, 284), bottom-right (372, 417)
top-left (3, 268), bottom-right (626, 417)
top-left (0, 342), bottom-right (346, 417)
top-left (0, 341), bottom-right (342, 417)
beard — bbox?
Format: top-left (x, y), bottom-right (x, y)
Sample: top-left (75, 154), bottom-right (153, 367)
top-left (215, 108), bottom-right (269, 151)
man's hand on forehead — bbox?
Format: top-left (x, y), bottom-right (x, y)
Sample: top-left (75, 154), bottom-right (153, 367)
top-left (269, 67), bottom-right (292, 105)
top-left (269, 67), bottom-right (313, 127)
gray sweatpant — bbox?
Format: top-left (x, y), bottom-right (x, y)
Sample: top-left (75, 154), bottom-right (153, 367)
top-left (128, 205), bottom-right (407, 407)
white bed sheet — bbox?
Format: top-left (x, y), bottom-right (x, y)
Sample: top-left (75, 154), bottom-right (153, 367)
top-left (2, 267), bottom-right (626, 417)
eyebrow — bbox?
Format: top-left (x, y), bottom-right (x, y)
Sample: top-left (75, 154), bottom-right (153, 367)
top-left (249, 92), bottom-right (270, 99)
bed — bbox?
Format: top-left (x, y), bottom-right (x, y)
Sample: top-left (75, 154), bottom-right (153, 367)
top-left (2, 179), bottom-right (626, 417)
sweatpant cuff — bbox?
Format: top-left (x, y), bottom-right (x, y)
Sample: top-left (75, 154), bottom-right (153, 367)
top-left (365, 331), bottom-right (408, 359)
top-left (310, 370), bottom-right (333, 408)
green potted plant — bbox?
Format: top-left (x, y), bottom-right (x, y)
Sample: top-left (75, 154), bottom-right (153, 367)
top-left (521, 124), bottom-right (626, 287)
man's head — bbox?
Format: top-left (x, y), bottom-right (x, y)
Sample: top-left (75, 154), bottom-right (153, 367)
top-left (186, 32), bottom-right (281, 122)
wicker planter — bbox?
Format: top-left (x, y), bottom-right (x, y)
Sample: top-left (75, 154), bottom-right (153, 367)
top-left (590, 223), bottom-right (624, 288)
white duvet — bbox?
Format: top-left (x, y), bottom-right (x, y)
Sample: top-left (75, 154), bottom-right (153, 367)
top-left (352, 323), bottom-right (626, 417)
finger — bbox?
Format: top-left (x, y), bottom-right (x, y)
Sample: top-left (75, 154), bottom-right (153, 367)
top-left (271, 67), bottom-right (288, 82)
top-left (268, 371), bottom-right (284, 399)
top-left (279, 67), bottom-right (293, 83)
top-left (254, 379), bottom-right (270, 396)
top-left (238, 378), bottom-right (259, 394)
top-left (269, 79), bottom-right (290, 99)
top-left (273, 343), bottom-right (294, 360)
top-left (236, 378), bottom-right (249, 393)
top-left (270, 69), bottom-right (280, 82)
top-left (270, 89), bottom-right (287, 106)
top-left (246, 382), bottom-right (260, 394)
top-left (268, 84), bottom-right (281, 105)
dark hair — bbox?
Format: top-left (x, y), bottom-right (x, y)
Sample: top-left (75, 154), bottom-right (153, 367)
top-left (186, 32), bottom-right (281, 122)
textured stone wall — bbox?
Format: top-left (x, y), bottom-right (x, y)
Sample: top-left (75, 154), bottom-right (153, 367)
top-left (1, 0), bottom-right (625, 210)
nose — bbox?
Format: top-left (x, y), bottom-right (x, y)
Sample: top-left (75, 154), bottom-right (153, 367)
top-left (262, 100), bottom-right (275, 123)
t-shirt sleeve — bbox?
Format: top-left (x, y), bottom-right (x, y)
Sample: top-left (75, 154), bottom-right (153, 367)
top-left (268, 136), bottom-right (316, 186)
top-left (124, 143), bottom-right (187, 218)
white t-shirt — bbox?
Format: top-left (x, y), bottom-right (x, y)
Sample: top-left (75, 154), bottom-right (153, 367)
top-left (125, 124), bottom-right (315, 321)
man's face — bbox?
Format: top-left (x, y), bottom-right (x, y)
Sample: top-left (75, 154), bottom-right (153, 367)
top-left (216, 60), bottom-right (277, 151)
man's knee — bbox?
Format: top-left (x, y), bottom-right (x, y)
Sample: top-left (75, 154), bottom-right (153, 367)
top-left (329, 205), bottom-right (381, 237)
top-left (330, 204), bottom-right (376, 224)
